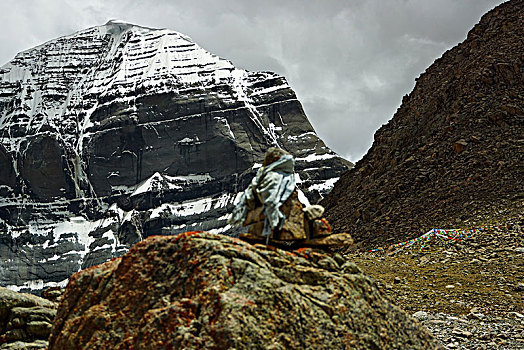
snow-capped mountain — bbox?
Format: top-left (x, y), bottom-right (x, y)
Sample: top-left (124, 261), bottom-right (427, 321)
top-left (0, 20), bottom-right (351, 293)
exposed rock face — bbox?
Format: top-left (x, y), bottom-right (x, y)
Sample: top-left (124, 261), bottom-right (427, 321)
top-left (0, 287), bottom-right (57, 350)
top-left (323, 1), bottom-right (524, 249)
top-left (48, 232), bottom-right (440, 349)
top-left (0, 145), bottom-right (16, 190)
top-left (20, 133), bottom-right (74, 200)
top-left (0, 21), bottom-right (351, 292)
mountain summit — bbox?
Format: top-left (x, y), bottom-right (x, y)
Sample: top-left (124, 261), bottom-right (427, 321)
top-left (0, 21), bottom-right (351, 292)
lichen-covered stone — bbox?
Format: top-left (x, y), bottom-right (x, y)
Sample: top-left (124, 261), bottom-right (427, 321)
top-left (309, 218), bottom-right (332, 238)
top-left (0, 287), bottom-right (57, 350)
top-left (0, 340), bottom-right (49, 350)
top-left (49, 232), bottom-right (441, 349)
top-left (303, 205), bottom-right (325, 221)
top-left (306, 233), bottom-right (354, 247)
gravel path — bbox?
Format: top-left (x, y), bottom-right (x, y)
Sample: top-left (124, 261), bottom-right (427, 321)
top-left (415, 310), bottom-right (524, 349)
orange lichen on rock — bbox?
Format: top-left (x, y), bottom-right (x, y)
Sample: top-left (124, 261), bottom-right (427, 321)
top-left (174, 231), bottom-right (204, 242)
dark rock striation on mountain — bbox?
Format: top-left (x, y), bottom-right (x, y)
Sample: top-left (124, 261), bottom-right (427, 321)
top-left (48, 232), bottom-right (441, 349)
top-left (323, 0), bottom-right (523, 249)
top-left (0, 21), bottom-right (350, 292)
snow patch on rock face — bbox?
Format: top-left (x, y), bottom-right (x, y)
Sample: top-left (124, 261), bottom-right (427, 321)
top-left (297, 189), bottom-right (311, 207)
top-left (5, 278), bottom-right (69, 293)
top-left (148, 193), bottom-right (235, 223)
top-left (308, 177), bottom-right (340, 193)
top-left (150, 197), bottom-right (213, 219)
top-left (296, 153), bottom-right (337, 162)
top-left (131, 172), bottom-right (214, 196)
top-left (229, 69), bottom-right (281, 147)
top-left (0, 211), bottom-right (127, 294)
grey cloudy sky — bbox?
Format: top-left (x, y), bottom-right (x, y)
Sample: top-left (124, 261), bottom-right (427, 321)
top-left (0, 0), bottom-right (506, 162)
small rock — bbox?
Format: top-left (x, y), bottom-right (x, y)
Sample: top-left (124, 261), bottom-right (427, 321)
top-left (515, 283), bottom-right (524, 292)
top-left (394, 277), bottom-right (402, 284)
top-left (27, 321), bottom-right (53, 337)
top-left (445, 284), bottom-right (455, 289)
top-left (452, 140), bottom-right (468, 153)
top-left (332, 253), bottom-right (346, 266)
top-left (452, 328), bottom-right (473, 338)
top-left (303, 205), bottom-right (325, 220)
top-left (412, 311), bottom-right (429, 321)
top-left (468, 313), bottom-right (486, 320)
top-left (515, 247), bottom-right (524, 253)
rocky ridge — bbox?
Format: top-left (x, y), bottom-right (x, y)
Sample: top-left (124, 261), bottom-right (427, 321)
top-left (0, 21), bottom-right (350, 293)
top-left (48, 231), bottom-right (440, 349)
top-left (323, 0), bottom-right (523, 249)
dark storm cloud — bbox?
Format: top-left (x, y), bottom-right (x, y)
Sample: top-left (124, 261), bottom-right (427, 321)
top-left (0, 0), bottom-right (506, 162)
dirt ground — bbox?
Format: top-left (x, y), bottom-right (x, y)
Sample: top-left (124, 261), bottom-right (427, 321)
top-left (344, 215), bottom-right (524, 349)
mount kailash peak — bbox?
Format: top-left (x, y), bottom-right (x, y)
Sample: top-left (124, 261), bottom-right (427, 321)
top-left (0, 20), bottom-right (351, 293)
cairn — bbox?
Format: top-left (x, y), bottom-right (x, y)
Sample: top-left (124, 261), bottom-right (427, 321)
top-left (229, 148), bottom-right (353, 248)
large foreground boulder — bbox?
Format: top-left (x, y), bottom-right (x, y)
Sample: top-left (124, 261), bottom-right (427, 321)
top-left (0, 287), bottom-right (57, 350)
top-left (49, 232), bottom-right (440, 349)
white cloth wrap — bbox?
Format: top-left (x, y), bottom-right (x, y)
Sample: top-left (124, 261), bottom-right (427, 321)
top-left (228, 154), bottom-right (296, 236)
